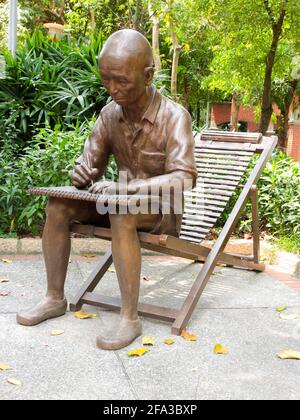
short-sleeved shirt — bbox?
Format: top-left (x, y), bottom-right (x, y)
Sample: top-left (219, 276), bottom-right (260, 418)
top-left (79, 86), bottom-right (197, 236)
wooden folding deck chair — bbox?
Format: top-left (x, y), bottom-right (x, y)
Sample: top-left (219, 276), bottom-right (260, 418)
top-left (69, 130), bottom-right (278, 335)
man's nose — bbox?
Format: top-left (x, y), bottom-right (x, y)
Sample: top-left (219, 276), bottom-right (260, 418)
top-left (108, 81), bottom-right (119, 95)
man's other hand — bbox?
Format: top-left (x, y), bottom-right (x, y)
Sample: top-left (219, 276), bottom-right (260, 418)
top-left (88, 181), bottom-right (118, 195)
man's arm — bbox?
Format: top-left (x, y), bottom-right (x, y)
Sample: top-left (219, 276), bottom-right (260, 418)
top-left (72, 113), bottom-right (111, 189)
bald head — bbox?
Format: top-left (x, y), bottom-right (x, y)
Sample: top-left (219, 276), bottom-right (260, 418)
top-left (100, 29), bottom-right (154, 70)
top-left (98, 30), bottom-right (155, 108)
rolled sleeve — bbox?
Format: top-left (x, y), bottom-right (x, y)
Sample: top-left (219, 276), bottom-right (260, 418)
top-left (165, 111), bottom-right (198, 188)
top-left (77, 113), bottom-right (111, 178)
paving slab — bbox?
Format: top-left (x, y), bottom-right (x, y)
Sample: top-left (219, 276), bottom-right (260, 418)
top-left (0, 254), bottom-right (300, 400)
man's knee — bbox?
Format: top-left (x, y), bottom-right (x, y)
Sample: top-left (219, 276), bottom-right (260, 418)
top-left (109, 214), bottom-right (137, 230)
top-left (46, 198), bottom-right (78, 222)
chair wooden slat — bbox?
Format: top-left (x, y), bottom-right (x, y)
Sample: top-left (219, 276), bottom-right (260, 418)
top-left (200, 183), bottom-right (236, 191)
top-left (195, 159), bottom-right (251, 169)
top-left (181, 219), bottom-right (214, 229)
top-left (193, 186), bottom-right (233, 196)
top-left (185, 191), bottom-right (230, 203)
top-left (199, 130), bottom-right (262, 144)
top-left (196, 178), bottom-right (239, 187)
top-left (184, 202), bottom-right (224, 213)
top-left (183, 211), bottom-right (218, 223)
top-left (184, 198), bottom-right (227, 208)
top-left (196, 163), bottom-right (249, 172)
top-left (199, 172), bottom-right (241, 182)
top-left (196, 168), bottom-right (245, 177)
top-left (195, 149), bottom-right (253, 158)
top-left (178, 236), bottom-right (201, 243)
top-left (179, 231), bottom-right (207, 240)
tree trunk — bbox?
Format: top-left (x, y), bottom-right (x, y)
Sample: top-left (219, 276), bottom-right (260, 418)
top-left (148, 1), bottom-right (162, 72)
top-left (170, 36), bottom-right (181, 97)
top-left (230, 95), bottom-right (241, 132)
top-left (133, 0), bottom-right (143, 32)
top-left (168, 1), bottom-right (182, 97)
top-left (183, 74), bottom-right (191, 111)
top-left (259, 5), bottom-right (287, 134)
top-left (90, 9), bottom-right (96, 34)
top-left (277, 79), bottom-right (298, 149)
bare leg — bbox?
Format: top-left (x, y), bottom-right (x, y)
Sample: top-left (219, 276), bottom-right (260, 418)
top-left (96, 213), bottom-right (159, 350)
top-left (17, 197), bottom-right (103, 326)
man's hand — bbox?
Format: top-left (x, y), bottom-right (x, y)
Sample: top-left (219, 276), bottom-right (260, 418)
top-left (71, 161), bottom-right (99, 189)
top-left (88, 181), bottom-right (134, 195)
top-left (89, 181), bottom-right (118, 195)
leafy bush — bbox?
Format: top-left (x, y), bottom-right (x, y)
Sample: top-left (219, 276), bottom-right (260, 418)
top-left (0, 31), bottom-right (108, 149)
top-left (220, 151), bottom-right (300, 238)
top-left (275, 235), bottom-right (300, 254)
top-left (0, 122), bottom-right (118, 235)
top-left (258, 151), bottom-right (300, 235)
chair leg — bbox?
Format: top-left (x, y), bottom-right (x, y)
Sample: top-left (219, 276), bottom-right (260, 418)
top-left (69, 246), bottom-right (113, 311)
top-left (250, 185), bottom-right (260, 264)
top-left (171, 258), bottom-right (218, 335)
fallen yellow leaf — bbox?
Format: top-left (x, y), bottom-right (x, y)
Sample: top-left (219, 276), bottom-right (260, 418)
top-left (50, 329), bottom-right (65, 336)
top-left (0, 363), bottom-right (12, 371)
top-left (1, 259), bottom-right (12, 264)
top-left (164, 338), bottom-right (175, 345)
top-left (0, 277), bottom-right (9, 283)
top-left (108, 267), bottom-right (116, 273)
top-left (214, 344), bottom-right (229, 355)
top-left (276, 306), bottom-right (287, 312)
top-left (74, 309), bottom-right (97, 319)
top-left (277, 350), bottom-right (300, 360)
top-left (279, 312), bottom-right (300, 320)
top-left (7, 378), bottom-right (21, 386)
top-left (83, 254), bottom-right (96, 259)
top-left (128, 348), bottom-right (150, 357)
top-left (142, 336), bottom-right (155, 346)
top-left (181, 330), bottom-right (197, 341)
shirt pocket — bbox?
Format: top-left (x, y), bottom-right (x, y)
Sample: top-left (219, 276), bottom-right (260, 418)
top-left (139, 151), bottom-right (166, 176)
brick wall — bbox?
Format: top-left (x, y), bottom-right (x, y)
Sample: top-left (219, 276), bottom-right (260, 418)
top-left (287, 122), bottom-right (300, 161)
top-left (211, 103), bottom-right (277, 132)
top-left (211, 101), bottom-right (300, 160)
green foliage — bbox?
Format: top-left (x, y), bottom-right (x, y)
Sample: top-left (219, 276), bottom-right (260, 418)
top-left (0, 31), bottom-right (108, 147)
top-left (275, 235), bottom-right (300, 254)
top-left (0, 122), bottom-right (118, 235)
top-left (258, 151), bottom-right (300, 235)
top-left (201, 0), bottom-right (300, 111)
top-left (220, 151), bottom-right (300, 238)
top-left (18, 0), bottom-right (136, 38)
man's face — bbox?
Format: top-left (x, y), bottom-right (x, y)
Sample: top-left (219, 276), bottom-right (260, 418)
top-left (99, 54), bottom-right (148, 107)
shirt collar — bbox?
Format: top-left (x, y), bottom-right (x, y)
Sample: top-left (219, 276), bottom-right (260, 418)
top-left (118, 86), bottom-right (162, 125)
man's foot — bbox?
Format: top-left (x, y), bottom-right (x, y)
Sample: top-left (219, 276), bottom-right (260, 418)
top-left (96, 317), bottom-right (142, 350)
top-left (17, 297), bottom-right (68, 326)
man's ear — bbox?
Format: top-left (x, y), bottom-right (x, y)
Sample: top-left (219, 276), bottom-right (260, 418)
top-left (144, 66), bottom-right (154, 86)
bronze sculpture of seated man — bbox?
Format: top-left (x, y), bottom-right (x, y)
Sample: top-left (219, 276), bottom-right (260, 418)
top-left (17, 29), bottom-right (197, 350)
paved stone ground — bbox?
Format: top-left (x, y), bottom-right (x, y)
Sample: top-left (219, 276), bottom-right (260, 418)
top-left (0, 250), bottom-right (300, 400)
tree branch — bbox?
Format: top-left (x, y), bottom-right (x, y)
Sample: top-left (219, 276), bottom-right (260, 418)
top-left (264, 0), bottom-right (276, 25)
top-left (45, 8), bottom-right (65, 24)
